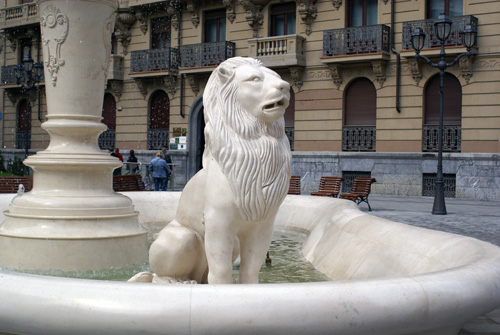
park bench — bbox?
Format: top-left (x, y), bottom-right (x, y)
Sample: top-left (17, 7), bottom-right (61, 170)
top-left (288, 176), bottom-right (301, 195)
top-left (310, 176), bottom-right (344, 198)
top-left (339, 177), bottom-right (377, 211)
top-left (113, 174), bottom-right (145, 192)
top-left (0, 176), bottom-right (33, 193)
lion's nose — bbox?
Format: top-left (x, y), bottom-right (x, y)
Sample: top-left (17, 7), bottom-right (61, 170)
top-left (276, 78), bottom-right (290, 93)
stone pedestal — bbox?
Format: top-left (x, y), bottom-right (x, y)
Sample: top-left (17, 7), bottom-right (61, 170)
top-left (0, 0), bottom-right (147, 271)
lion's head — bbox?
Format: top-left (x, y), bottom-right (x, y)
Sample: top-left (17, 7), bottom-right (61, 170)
top-left (203, 57), bottom-right (292, 221)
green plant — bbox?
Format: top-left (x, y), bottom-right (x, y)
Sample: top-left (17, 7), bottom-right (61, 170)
top-left (0, 153), bottom-right (6, 173)
top-left (6, 156), bottom-right (26, 176)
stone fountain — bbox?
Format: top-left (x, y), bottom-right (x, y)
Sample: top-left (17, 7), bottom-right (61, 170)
top-left (1, 1), bottom-right (500, 334)
top-left (0, 0), bottom-right (147, 271)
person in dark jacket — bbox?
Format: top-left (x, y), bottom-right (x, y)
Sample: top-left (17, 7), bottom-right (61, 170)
top-left (148, 152), bottom-right (170, 191)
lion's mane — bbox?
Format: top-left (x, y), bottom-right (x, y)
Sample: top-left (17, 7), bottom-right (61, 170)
top-left (203, 57), bottom-right (291, 221)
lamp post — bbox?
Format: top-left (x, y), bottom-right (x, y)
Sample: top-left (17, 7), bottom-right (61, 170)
top-left (14, 47), bottom-right (43, 171)
top-left (411, 13), bottom-right (477, 215)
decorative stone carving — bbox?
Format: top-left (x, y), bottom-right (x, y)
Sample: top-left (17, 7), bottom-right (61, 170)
top-left (163, 75), bottom-right (178, 98)
top-left (298, 0), bottom-right (317, 36)
top-left (186, 74), bottom-right (200, 96)
top-left (5, 89), bottom-right (19, 105)
top-left (186, 1), bottom-right (200, 28)
top-left (459, 57), bottom-right (473, 84)
top-left (134, 57), bottom-right (291, 285)
top-left (40, 4), bottom-right (68, 87)
top-left (134, 78), bottom-right (148, 99)
top-left (408, 58), bottom-right (423, 85)
top-left (371, 60), bottom-right (387, 87)
top-left (133, 10), bottom-right (148, 35)
top-left (239, 0), bottom-right (264, 38)
top-left (114, 11), bottom-right (136, 55)
top-left (107, 80), bottom-right (123, 101)
top-left (327, 63), bottom-right (343, 89)
top-left (289, 66), bottom-right (304, 91)
top-left (222, 0), bottom-right (236, 23)
top-left (330, 0), bottom-right (342, 10)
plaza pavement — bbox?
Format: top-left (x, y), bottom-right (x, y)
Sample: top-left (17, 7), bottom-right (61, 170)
top-left (358, 195), bottom-right (500, 334)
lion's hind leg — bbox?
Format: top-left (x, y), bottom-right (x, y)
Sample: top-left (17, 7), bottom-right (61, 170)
top-left (149, 221), bottom-right (207, 284)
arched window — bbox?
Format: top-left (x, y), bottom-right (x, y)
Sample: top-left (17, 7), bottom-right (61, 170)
top-left (284, 88), bottom-right (295, 150)
top-left (422, 73), bottom-right (462, 152)
top-left (148, 90), bottom-right (170, 150)
top-left (343, 78), bottom-right (376, 151)
top-left (99, 93), bottom-right (116, 150)
top-left (16, 99), bottom-right (31, 150)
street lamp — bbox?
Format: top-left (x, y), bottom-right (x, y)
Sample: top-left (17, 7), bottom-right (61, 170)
top-left (411, 13), bottom-right (477, 215)
top-left (14, 47), bottom-right (43, 171)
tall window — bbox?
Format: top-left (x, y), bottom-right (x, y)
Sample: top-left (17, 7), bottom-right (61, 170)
top-left (284, 88), bottom-right (295, 150)
top-left (270, 3), bottom-right (296, 36)
top-left (99, 93), bottom-right (116, 149)
top-left (423, 73), bottom-right (462, 152)
top-left (427, 0), bottom-right (463, 18)
top-left (151, 17), bottom-right (171, 49)
top-left (348, 0), bottom-right (377, 27)
top-left (204, 9), bottom-right (226, 42)
top-left (16, 99), bottom-right (31, 150)
top-left (148, 90), bottom-right (170, 150)
top-left (343, 78), bottom-right (376, 151)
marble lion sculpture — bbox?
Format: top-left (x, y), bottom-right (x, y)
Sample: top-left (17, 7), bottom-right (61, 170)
top-left (131, 57), bottom-right (291, 284)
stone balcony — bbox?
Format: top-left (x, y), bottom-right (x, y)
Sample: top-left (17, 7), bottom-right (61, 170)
top-left (0, 2), bottom-right (38, 29)
top-left (248, 34), bottom-right (306, 68)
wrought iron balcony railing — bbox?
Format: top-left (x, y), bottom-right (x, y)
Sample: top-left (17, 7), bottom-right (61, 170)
top-left (130, 48), bottom-right (179, 73)
top-left (16, 131), bottom-right (31, 150)
top-left (148, 129), bottom-right (170, 150)
top-left (402, 15), bottom-right (478, 50)
top-left (1, 64), bottom-right (45, 84)
top-left (181, 41), bottom-right (235, 68)
top-left (1, 3), bottom-right (38, 28)
top-left (323, 25), bottom-right (390, 57)
top-left (342, 126), bottom-right (376, 152)
top-left (422, 125), bottom-right (461, 152)
top-left (98, 129), bottom-right (116, 150)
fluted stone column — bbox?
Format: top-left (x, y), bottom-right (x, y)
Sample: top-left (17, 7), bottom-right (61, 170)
top-left (0, 0), bottom-right (148, 272)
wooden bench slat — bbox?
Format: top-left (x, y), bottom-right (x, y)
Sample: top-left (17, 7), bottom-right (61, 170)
top-left (288, 176), bottom-right (301, 195)
top-left (113, 174), bottom-right (145, 192)
top-left (311, 176), bottom-right (343, 198)
top-left (0, 176), bottom-right (33, 193)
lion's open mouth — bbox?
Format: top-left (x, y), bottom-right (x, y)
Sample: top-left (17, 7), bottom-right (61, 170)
top-left (263, 98), bottom-right (287, 111)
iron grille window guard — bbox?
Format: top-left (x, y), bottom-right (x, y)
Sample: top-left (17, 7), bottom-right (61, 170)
top-left (402, 15), bottom-right (478, 50)
top-left (16, 131), bottom-right (31, 150)
top-left (180, 41), bottom-right (235, 68)
top-left (341, 171), bottom-right (372, 193)
top-left (422, 173), bottom-right (456, 198)
top-left (98, 129), bottom-right (116, 150)
top-left (2, 64), bottom-right (44, 84)
top-left (323, 25), bottom-right (390, 57)
top-left (148, 129), bottom-right (170, 150)
top-left (285, 126), bottom-right (294, 151)
top-left (342, 126), bottom-right (376, 152)
top-left (130, 48), bottom-right (179, 73)
top-left (422, 125), bottom-right (461, 152)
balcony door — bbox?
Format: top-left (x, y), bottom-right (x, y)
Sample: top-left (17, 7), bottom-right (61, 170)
top-left (151, 17), bottom-right (171, 49)
top-left (343, 78), bottom-right (376, 151)
top-left (348, 0), bottom-right (377, 27)
top-left (148, 90), bottom-right (170, 150)
top-left (99, 93), bottom-right (116, 150)
top-left (16, 99), bottom-right (31, 150)
top-left (204, 9), bottom-right (226, 42)
top-left (427, 0), bottom-right (463, 18)
top-left (270, 2), bottom-right (296, 36)
top-left (422, 73), bottom-right (462, 152)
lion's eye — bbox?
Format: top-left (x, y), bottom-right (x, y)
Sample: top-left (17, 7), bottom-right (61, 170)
top-left (249, 76), bottom-right (262, 82)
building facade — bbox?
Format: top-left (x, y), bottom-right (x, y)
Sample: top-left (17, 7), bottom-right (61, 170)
top-left (1, 0), bottom-right (499, 199)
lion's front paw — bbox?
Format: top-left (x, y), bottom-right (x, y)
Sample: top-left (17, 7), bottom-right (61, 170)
top-left (153, 274), bottom-right (198, 285)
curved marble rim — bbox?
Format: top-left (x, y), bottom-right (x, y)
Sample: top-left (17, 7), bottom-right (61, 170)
top-left (1, 193), bottom-right (500, 335)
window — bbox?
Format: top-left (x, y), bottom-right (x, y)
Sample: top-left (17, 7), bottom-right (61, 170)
top-left (284, 88), bottom-right (295, 151)
top-left (99, 94), bottom-right (117, 150)
top-left (424, 73), bottom-right (461, 125)
top-left (148, 90), bottom-right (170, 150)
top-left (204, 9), bottom-right (226, 42)
top-left (16, 99), bottom-right (31, 150)
top-left (151, 17), bottom-right (171, 49)
top-left (270, 3), bottom-right (296, 36)
top-left (19, 39), bottom-right (32, 62)
top-left (427, 0), bottom-right (463, 18)
top-left (348, 0), bottom-right (377, 27)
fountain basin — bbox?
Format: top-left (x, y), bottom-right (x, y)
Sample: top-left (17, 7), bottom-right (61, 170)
top-left (1, 192), bottom-right (500, 335)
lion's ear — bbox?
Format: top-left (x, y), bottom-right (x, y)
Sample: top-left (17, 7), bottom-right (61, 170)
top-left (217, 66), bottom-right (233, 85)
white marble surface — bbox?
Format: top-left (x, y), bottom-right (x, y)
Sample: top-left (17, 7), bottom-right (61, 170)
top-left (2, 192), bottom-right (500, 334)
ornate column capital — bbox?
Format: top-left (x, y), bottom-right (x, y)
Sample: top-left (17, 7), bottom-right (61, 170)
top-left (186, 1), bottom-right (200, 28)
top-left (239, 0), bottom-right (263, 38)
top-left (371, 60), bottom-right (387, 88)
top-left (408, 58), bottom-right (423, 86)
top-left (459, 57), bottom-right (473, 84)
top-left (289, 66), bottom-right (304, 92)
top-left (114, 10), bottom-right (136, 55)
top-left (327, 63), bottom-right (343, 89)
top-left (222, 0), bottom-right (236, 23)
